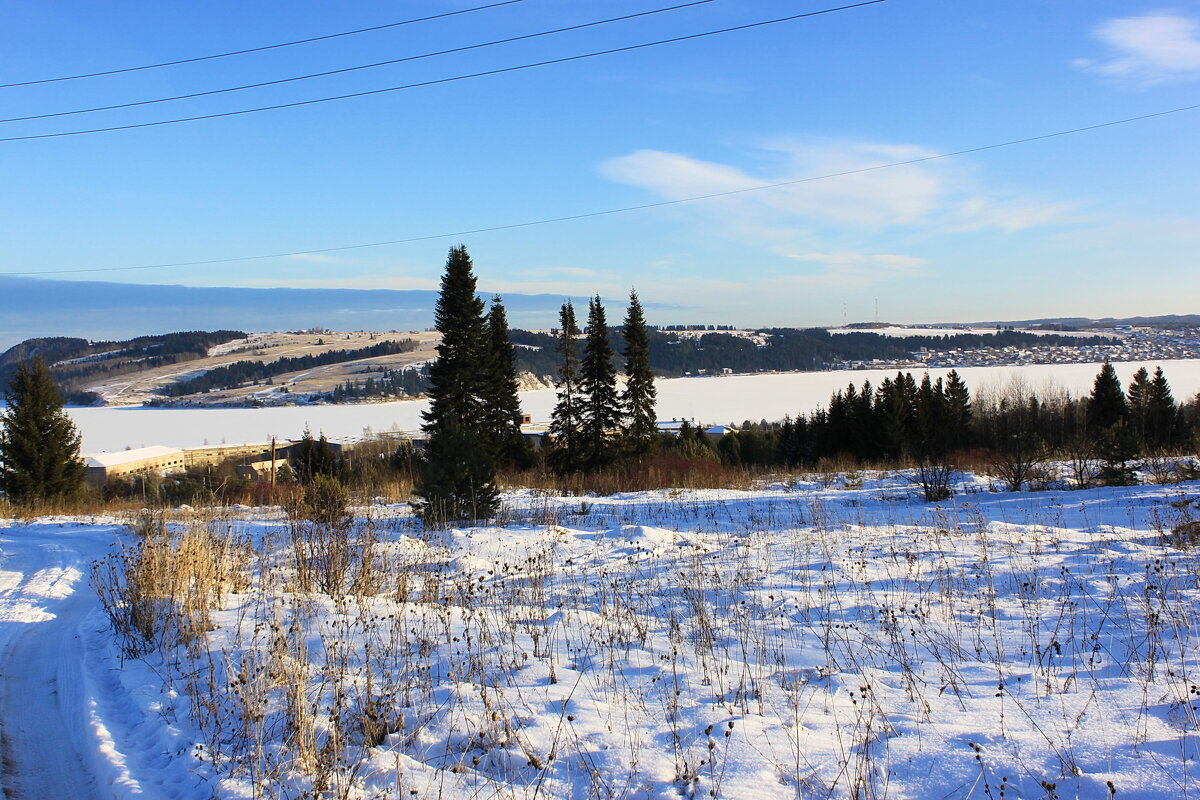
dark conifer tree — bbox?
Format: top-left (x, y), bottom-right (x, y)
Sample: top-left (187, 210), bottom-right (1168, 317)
top-left (910, 373), bottom-right (955, 500)
top-left (913, 374), bottom-right (952, 460)
top-left (1086, 362), bottom-right (1128, 434)
top-left (848, 380), bottom-right (878, 461)
top-left (1126, 366), bottom-right (1152, 445)
top-left (291, 427), bottom-right (340, 483)
top-left (777, 414), bottom-right (810, 467)
top-left (1146, 366), bottom-right (1178, 449)
top-left (826, 386), bottom-right (853, 459)
top-left (483, 296), bottom-right (530, 468)
top-left (944, 369), bottom-right (973, 450)
top-left (621, 290), bottom-right (657, 456)
top-left (877, 372), bottom-right (917, 459)
top-left (415, 246), bottom-right (499, 524)
top-left (0, 357), bottom-right (86, 504)
top-left (549, 302), bottom-right (583, 474)
top-left (579, 296), bottom-right (621, 472)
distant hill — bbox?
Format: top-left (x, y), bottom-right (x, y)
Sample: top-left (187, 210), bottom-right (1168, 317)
top-left (977, 314), bottom-right (1200, 330)
top-left (510, 327), bottom-right (1114, 381)
top-left (0, 276), bottom-right (611, 351)
top-left (0, 331), bottom-right (246, 403)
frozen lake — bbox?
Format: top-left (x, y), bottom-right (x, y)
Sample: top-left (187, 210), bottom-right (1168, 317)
top-left (70, 358), bottom-right (1200, 453)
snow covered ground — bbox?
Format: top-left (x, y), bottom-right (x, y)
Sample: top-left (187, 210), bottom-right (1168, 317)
top-left (0, 517), bottom-right (195, 799)
top-left (70, 359), bottom-right (1200, 453)
top-left (4, 474), bottom-right (1200, 798)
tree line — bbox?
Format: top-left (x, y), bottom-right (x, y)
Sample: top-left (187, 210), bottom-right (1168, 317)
top-left (413, 247), bottom-right (656, 524)
top-left (164, 339), bottom-right (419, 396)
top-left (326, 365), bottom-right (430, 402)
top-left (507, 327), bottom-right (1112, 380)
top-left (689, 363), bottom-right (1199, 497)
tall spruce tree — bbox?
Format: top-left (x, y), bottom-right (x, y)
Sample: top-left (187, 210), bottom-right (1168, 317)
top-left (483, 296), bottom-right (529, 468)
top-left (415, 246), bottom-right (499, 524)
top-left (944, 369), bottom-right (973, 450)
top-left (1146, 366), bottom-right (1178, 449)
top-left (579, 296), bottom-right (621, 472)
top-left (1087, 362), bottom-right (1128, 434)
top-left (621, 290), bottom-right (657, 456)
top-left (0, 357), bottom-right (86, 504)
top-left (291, 427), bottom-right (340, 483)
top-left (1127, 366), bottom-right (1152, 444)
top-left (548, 302), bottom-right (583, 474)
top-left (876, 372), bottom-right (917, 459)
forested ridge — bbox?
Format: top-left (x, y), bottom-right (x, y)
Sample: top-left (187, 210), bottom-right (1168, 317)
top-left (509, 328), bottom-right (1112, 379)
top-left (0, 331), bottom-right (246, 402)
top-left (165, 339), bottom-right (419, 396)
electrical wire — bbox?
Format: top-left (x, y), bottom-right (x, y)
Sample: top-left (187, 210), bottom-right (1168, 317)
top-left (4, 101), bottom-right (1197, 277)
top-left (0, 0), bottom-right (716, 124)
top-left (0, 1), bottom-right (886, 143)
top-left (0, 0), bottom-right (530, 89)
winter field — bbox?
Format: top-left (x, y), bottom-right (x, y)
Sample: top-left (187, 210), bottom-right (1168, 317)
top-left (3, 473), bottom-right (1200, 798)
top-left (69, 359), bottom-right (1200, 453)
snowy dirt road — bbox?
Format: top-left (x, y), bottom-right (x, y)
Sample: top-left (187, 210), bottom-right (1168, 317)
top-left (0, 525), bottom-right (111, 799)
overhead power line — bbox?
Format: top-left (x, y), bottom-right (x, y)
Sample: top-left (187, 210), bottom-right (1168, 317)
top-left (0, 0), bottom-right (886, 143)
top-left (0, 0), bottom-right (530, 89)
top-left (0, 0), bottom-right (717, 124)
top-left (4, 101), bottom-right (1197, 277)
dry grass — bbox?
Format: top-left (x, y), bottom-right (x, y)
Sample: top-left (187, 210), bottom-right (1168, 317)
top-left (501, 453), bottom-right (759, 495)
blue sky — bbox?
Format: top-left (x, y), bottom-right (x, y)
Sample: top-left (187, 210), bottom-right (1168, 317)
top-left (1, 1), bottom-right (1198, 327)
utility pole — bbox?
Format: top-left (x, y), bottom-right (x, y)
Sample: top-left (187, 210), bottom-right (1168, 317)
top-left (270, 437), bottom-right (277, 489)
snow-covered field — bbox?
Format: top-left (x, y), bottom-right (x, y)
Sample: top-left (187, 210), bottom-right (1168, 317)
top-left (70, 359), bottom-right (1200, 453)
top-left (4, 475), bottom-right (1200, 798)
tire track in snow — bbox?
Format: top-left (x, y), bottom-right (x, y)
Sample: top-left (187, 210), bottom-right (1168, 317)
top-left (0, 524), bottom-right (216, 800)
top-left (0, 532), bottom-right (100, 799)
top-left (0, 526), bottom-right (209, 799)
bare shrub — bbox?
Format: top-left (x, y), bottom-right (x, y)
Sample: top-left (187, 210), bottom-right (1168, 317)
top-left (1142, 453), bottom-right (1181, 484)
top-left (92, 511), bottom-right (250, 656)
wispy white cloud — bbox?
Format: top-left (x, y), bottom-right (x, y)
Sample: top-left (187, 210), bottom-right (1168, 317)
top-left (479, 277), bottom-right (627, 298)
top-left (776, 251), bottom-right (927, 287)
top-left (599, 139), bottom-right (1081, 244)
top-left (1074, 13), bottom-right (1200, 85)
top-left (516, 265), bottom-right (613, 280)
top-left (226, 275), bottom-right (441, 291)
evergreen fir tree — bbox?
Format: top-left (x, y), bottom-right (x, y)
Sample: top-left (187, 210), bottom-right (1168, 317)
top-left (876, 372), bottom-right (917, 459)
top-left (548, 302), bottom-right (583, 474)
top-left (913, 374), bottom-right (952, 461)
top-left (1086, 362), bottom-right (1128, 434)
top-left (579, 296), bottom-right (621, 472)
top-left (291, 427), bottom-right (340, 483)
top-left (483, 296), bottom-right (530, 468)
top-left (944, 369), bottom-right (973, 450)
top-left (848, 380), bottom-right (878, 461)
top-left (911, 373), bottom-right (954, 501)
top-left (1126, 366), bottom-right (1152, 445)
top-left (621, 290), bottom-right (657, 456)
top-left (415, 246), bottom-right (499, 524)
top-left (1146, 366), bottom-right (1178, 449)
top-left (0, 357), bottom-right (86, 504)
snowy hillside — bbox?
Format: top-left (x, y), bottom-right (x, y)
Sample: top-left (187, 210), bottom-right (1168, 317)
top-left (3, 474), bottom-right (1199, 798)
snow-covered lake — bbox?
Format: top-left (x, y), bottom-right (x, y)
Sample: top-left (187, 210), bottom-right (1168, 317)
top-left (70, 358), bottom-right (1200, 453)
